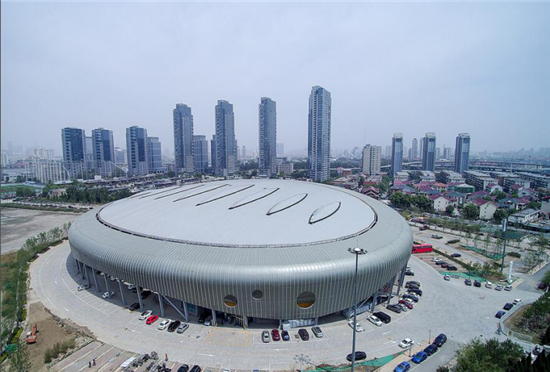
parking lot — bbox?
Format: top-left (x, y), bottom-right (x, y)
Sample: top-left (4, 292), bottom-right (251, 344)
top-left (30, 241), bottom-right (542, 371)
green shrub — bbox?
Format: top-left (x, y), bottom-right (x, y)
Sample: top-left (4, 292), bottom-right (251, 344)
top-left (10, 328), bottom-right (23, 344)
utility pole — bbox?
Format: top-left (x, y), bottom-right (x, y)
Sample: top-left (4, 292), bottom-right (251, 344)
top-left (348, 247), bottom-right (367, 372)
top-left (500, 218), bottom-right (508, 272)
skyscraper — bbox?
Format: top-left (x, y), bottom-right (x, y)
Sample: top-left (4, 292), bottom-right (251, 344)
top-left (308, 86), bottom-right (331, 181)
top-left (422, 132), bottom-right (436, 171)
top-left (91, 128), bottom-right (115, 176)
top-left (114, 147), bottom-right (126, 165)
top-left (443, 147), bottom-right (452, 160)
top-left (61, 127), bottom-right (86, 178)
top-left (210, 135), bottom-right (217, 173)
top-left (147, 137), bottom-right (162, 172)
top-left (362, 144), bottom-right (381, 175)
top-left (411, 138), bottom-right (418, 160)
top-left (126, 126), bottom-right (149, 176)
top-left (454, 133), bottom-right (471, 174)
top-left (276, 143), bottom-right (285, 157)
top-left (193, 135), bottom-right (208, 174)
top-left (214, 100), bottom-right (237, 177)
top-left (391, 133), bottom-right (403, 176)
top-left (258, 97), bottom-right (277, 178)
top-left (419, 137), bottom-right (425, 161)
top-left (173, 104), bottom-right (194, 173)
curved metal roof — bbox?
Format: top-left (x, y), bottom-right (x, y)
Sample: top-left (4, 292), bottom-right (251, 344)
top-left (97, 179), bottom-right (377, 247)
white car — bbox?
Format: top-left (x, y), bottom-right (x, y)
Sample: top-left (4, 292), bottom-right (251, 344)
top-left (139, 310), bottom-right (153, 320)
top-left (158, 319), bottom-right (171, 330)
top-left (432, 258), bottom-right (441, 262)
top-left (513, 299), bottom-right (522, 305)
top-left (399, 338), bottom-right (414, 348)
top-left (110, 276), bottom-right (117, 282)
top-left (102, 291), bottom-right (115, 299)
top-left (204, 317), bottom-right (212, 326)
top-left (367, 315), bottom-right (383, 327)
top-left (127, 284), bottom-right (136, 290)
top-left (504, 285), bottom-right (512, 291)
top-left (485, 281), bottom-right (493, 289)
top-left (77, 284), bottom-right (90, 291)
top-left (348, 320), bottom-right (364, 332)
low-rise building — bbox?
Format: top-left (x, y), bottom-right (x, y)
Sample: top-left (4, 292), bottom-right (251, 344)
top-left (394, 171), bottom-right (410, 182)
top-left (479, 201), bottom-right (498, 220)
top-left (431, 195), bottom-right (457, 212)
top-left (486, 183), bottom-right (503, 193)
top-left (277, 162), bottom-right (294, 175)
top-left (516, 172), bottom-right (550, 189)
top-left (508, 208), bottom-right (541, 225)
top-left (438, 170), bottom-right (465, 184)
top-left (464, 171), bottom-right (499, 191)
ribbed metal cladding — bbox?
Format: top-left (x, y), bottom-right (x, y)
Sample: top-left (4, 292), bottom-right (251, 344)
top-left (69, 185), bottom-right (412, 320)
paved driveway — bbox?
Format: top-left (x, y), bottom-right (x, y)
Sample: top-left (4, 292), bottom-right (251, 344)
top-left (30, 241), bottom-right (542, 371)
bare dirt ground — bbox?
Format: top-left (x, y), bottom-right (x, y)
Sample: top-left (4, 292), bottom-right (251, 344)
top-left (0, 207), bottom-right (80, 253)
top-left (26, 302), bottom-right (93, 371)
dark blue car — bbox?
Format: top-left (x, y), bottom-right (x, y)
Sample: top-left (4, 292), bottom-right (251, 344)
top-left (412, 351), bottom-right (428, 364)
top-left (394, 361), bottom-right (410, 372)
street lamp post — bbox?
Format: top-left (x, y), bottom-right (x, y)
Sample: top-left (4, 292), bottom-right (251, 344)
top-left (348, 247), bottom-right (367, 372)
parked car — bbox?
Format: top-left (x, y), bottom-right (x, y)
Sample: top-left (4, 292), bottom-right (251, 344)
top-left (408, 288), bottom-right (423, 296)
top-left (444, 275), bottom-right (450, 281)
top-left (346, 351), bottom-right (367, 361)
top-left (102, 291), bottom-right (115, 299)
top-left (399, 338), bottom-right (414, 348)
top-left (474, 280), bottom-right (481, 287)
top-left (190, 365), bottom-right (201, 372)
top-left (394, 361), bottom-right (410, 372)
top-left (451, 253), bottom-right (462, 258)
top-left (373, 311), bottom-right (391, 324)
top-left (129, 302), bottom-right (140, 311)
top-left (435, 261), bottom-right (446, 266)
top-left (431, 234), bottom-right (443, 239)
top-left (139, 310), bottom-right (153, 320)
top-left (513, 299), bottom-right (522, 305)
top-left (433, 333), bottom-right (447, 347)
top-left (140, 290), bottom-right (152, 299)
top-left (503, 303), bottom-right (514, 311)
top-left (298, 328), bottom-right (310, 341)
top-left (412, 351), bottom-right (428, 364)
top-left (464, 279), bottom-right (472, 286)
top-left (168, 320), bottom-right (181, 332)
top-left (77, 284), bottom-right (90, 291)
top-left (204, 317), bottom-right (212, 326)
top-left (127, 284), bottom-right (136, 290)
top-left (432, 258), bottom-right (442, 262)
top-left (271, 329), bottom-right (280, 341)
top-left (198, 313), bottom-right (208, 323)
top-left (146, 315), bottom-right (159, 325)
top-left (177, 323), bottom-right (189, 334)
top-left (158, 319), bottom-right (171, 330)
top-left (110, 276), bottom-right (117, 282)
top-left (262, 330), bottom-right (270, 343)
top-left (495, 311), bottom-right (506, 319)
top-left (419, 225), bottom-right (429, 231)
top-left (281, 330), bottom-right (290, 341)
top-left (441, 263), bottom-right (449, 269)
top-left (538, 283), bottom-right (548, 290)
top-left (399, 300), bottom-right (413, 310)
top-left (348, 320), bottom-right (365, 332)
top-left (495, 285), bottom-right (503, 291)
top-left (424, 344), bottom-right (438, 356)
top-left (405, 270), bottom-right (414, 276)
top-left (485, 282), bottom-right (493, 289)
top-left (312, 326), bottom-right (323, 338)
top-left (178, 365), bottom-right (189, 372)
top-left (387, 304), bottom-right (402, 314)
top-left (367, 315), bottom-right (383, 327)
top-left (402, 294), bottom-right (419, 303)
top-left (447, 266), bottom-right (458, 271)
top-left (505, 285), bottom-right (512, 291)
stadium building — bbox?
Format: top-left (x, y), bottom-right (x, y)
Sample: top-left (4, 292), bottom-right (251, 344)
top-left (69, 180), bottom-right (412, 327)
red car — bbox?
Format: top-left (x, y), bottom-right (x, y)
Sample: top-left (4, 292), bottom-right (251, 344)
top-left (399, 300), bottom-right (414, 309)
top-left (271, 329), bottom-right (280, 341)
top-left (146, 315), bottom-right (159, 325)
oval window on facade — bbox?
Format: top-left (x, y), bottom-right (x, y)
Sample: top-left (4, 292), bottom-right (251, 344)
top-left (296, 291), bottom-right (316, 309)
top-left (252, 290), bottom-right (263, 299)
top-left (223, 295), bottom-right (238, 307)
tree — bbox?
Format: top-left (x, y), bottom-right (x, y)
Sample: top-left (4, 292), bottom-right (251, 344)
top-left (541, 270), bottom-right (550, 287)
top-left (463, 204), bottom-right (479, 220)
top-left (492, 190), bottom-right (507, 201)
top-left (541, 325), bottom-right (550, 345)
top-left (455, 338), bottom-right (524, 372)
top-left (493, 209), bottom-right (507, 224)
top-left (8, 340), bottom-right (33, 372)
top-left (445, 205), bottom-right (455, 216)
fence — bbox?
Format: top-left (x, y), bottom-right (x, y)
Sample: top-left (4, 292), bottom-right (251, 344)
top-left (499, 298), bottom-right (537, 345)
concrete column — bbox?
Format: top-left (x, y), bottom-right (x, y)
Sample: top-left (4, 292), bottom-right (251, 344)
top-left (103, 275), bottom-right (111, 298)
top-left (74, 258), bottom-right (80, 273)
top-left (182, 302), bottom-right (189, 322)
top-left (137, 286), bottom-right (144, 312)
top-left (396, 265), bottom-right (407, 296)
top-left (315, 317), bottom-right (319, 325)
top-left (244, 316), bottom-right (249, 328)
top-left (211, 309), bottom-right (217, 326)
top-left (82, 263), bottom-right (88, 282)
top-left (118, 280), bottom-right (126, 306)
top-left (92, 268), bottom-right (101, 293)
top-left (279, 319), bottom-right (282, 328)
top-left (158, 294), bottom-right (165, 317)
top-left (387, 275), bottom-right (396, 305)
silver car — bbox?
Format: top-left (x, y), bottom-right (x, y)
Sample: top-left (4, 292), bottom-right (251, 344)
top-left (262, 330), bottom-right (270, 343)
top-left (312, 326), bottom-right (324, 338)
top-left (177, 323), bottom-right (189, 334)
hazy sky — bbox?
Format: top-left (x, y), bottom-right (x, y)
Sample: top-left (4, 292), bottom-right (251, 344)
top-left (2, 1), bottom-right (549, 156)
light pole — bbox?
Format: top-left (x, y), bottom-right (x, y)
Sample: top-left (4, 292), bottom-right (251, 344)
top-left (500, 218), bottom-right (508, 272)
top-left (348, 247), bottom-right (367, 372)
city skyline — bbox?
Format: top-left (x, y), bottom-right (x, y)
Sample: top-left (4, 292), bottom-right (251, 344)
top-left (2, 2), bottom-right (549, 155)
